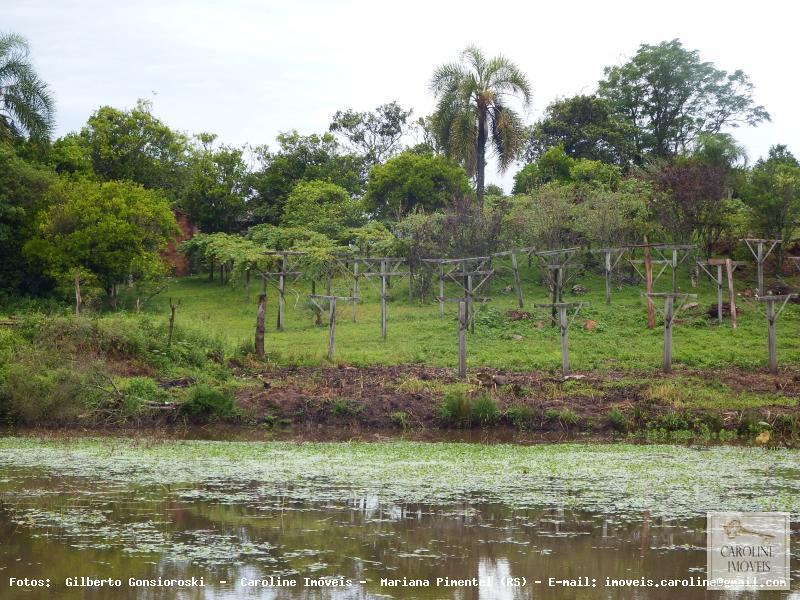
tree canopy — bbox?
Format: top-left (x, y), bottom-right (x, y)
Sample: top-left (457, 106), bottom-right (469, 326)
top-left (598, 39), bottom-right (769, 163)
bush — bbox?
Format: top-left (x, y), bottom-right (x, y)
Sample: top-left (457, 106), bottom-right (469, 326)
top-left (122, 377), bottom-right (167, 414)
top-left (439, 391), bottom-right (499, 427)
top-left (179, 384), bottom-right (237, 420)
top-left (607, 408), bottom-right (631, 432)
top-left (1, 348), bottom-right (103, 424)
top-left (505, 404), bottom-right (534, 429)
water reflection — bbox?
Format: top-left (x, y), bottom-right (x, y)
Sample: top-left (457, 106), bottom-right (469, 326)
top-left (0, 469), bottom-right (796, 599)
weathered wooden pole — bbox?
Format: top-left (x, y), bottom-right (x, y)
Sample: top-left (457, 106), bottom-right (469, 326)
top-left (644, 240), bottom-right (655, 329)
top-left (458, 300), bottom-right (467, 379)
top-left (327, 297), bottom-right (337, 361)
top-left (438, 264), bottom-right (445, 316)
top-left (167, 299), bottom-right (178, 348)
top-left (255, 293), bottom-right (266, 357)
top-left (467, 273), bottom-right (475, 333)
top-left (74, 269), bottom-right (82, 316)
top-left (510, 252), bottom-right (524, 308)
top-left (663, 295), bottom-right (674, 373)
top-left (715, 264), bottom-right (724, 325)
top-left (558, 304), bottom-right (570, 374)
top-left (408, 262), bottom-right (414, 302)
top-left (277, 254), bottom-right (286, 330)
top-left (604, 250), bottom-right (612, 305)
top-left (380, 260), bottom-right (387, 339)
top-left (766, 298), bottom-right (777, 373)
top-left (726, 259), bottom-right (737, 329)
top-left (671, 248), bottom-right (678, 293)
top-left (352, 260), bottom-right (359, 322)
top-left (756, 242), bottom-right (764, 296)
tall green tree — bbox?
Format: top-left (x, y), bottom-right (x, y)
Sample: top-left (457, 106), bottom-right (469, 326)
top-left (24, 179), bottom-right (178, 306)
top-left (181, 134), bottom-right (249, 233)
top-left (249, 131), bottom-right (364, 224)
top-left (329, 101), bottom-right (412, 166)
top-left (430, 46), bottom-right (531, 206)
top-left (742, 145), bottom-right (800, 266)
top-left (521, 95), bottom-right (634, 165)
top-left (281, 180), bottom-right (364, 239)
top-left (79, 100), bottom-right (190, 198)
top-left (598, 39), bottom-right (769, 163)
top-left (0, 33), bottom-right (55, 142)
top-left (364, 150), bottom-right (471, 219)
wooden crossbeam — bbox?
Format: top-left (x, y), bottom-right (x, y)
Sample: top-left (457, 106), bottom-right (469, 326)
top-left (643, 292), bottom-right (697, 373)
top-left (533, 301), bottom-right (588, 374)
top-left (755, 294), bottom-right (797, 373)
top-left (697, 260), bottom-right (742, 326)
top-left (741, 238), bottom-right (781, 295)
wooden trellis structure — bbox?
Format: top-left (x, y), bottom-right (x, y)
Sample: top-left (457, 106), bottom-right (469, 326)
top-left (644, 292), bottom-right (697, 373)
top-left (308, 294), bottom-right (360, 360)
top-left (534, 247), bottom-right (581, 324)
top-left (422, 256), bottom-right (495, 333)
top-left (627, 244), bottom-right (696, 293)
top-left (590, 247), bottom-right (628, 304)
top-left (741, 238), bottom-right (781, 295)
top-left (491, 247), bottom-right (537, 308)
top-left (697, 259), bottom-right (741, 327)
top-left (358, 257), bottom-right (407, 339)
top-left (262, 250), bottom-right (305, 331)
top-left (755, 294), bottom-right (797, 373)
top-left (790, 256), bottom-right (800, 274)
top-left (533, 301), bottom-right (588, 374)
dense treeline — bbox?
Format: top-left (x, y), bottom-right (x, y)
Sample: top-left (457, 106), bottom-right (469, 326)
top-left (1, 34), bottom-right (798, 310)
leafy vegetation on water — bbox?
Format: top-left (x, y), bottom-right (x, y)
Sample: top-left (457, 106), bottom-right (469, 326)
top-left (1, 437), bottom-right (799, 520)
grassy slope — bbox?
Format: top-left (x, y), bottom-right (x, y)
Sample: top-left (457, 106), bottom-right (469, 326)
top-left (141, 258), bottom-right (800, 373)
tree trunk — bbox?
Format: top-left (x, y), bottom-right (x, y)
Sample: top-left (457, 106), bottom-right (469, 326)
top-left (475, 107), bottom-right (487, 207)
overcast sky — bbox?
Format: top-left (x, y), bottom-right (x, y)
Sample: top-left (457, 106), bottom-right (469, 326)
top-left (6, 0), bottom-right (799, 191)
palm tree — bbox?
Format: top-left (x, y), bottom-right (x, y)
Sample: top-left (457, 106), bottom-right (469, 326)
top-left (0, 33), bottom-right (55, 141)
top-left (430, 46), bottom-right (531, 205)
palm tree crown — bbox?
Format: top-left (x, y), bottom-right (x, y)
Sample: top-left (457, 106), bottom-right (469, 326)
top-left (0, 32), bottom-right (55, 142)
top-left (430, 46), bottom-right (531, 205)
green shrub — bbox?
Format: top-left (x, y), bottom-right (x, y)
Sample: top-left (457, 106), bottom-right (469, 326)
top-left (390, 411), bottom-right (410, 430)
top-left (179, 384), bottom-right (236, 419)
top-left (506, 404), bottom-right (534, 429)
top-left (122, 377), bottom-right (167, 414)
top-left (607, 408), bottom-right (630, 432)
top-left (471, 393), bottom-right (500, 425)
top-left (1, 349), bottom-right (103, 424)
top-left (439, 391), bottom-right (499, 427)
top-left (331, 398), bottom-right (362, 417)
top-left (439, 390), bottom-right (473, 426)
top-left (558, 408), bottom-right (580, 426)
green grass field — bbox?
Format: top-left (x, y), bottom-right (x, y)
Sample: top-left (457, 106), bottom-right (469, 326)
top-left (140, 258), bottom-right (800, 373)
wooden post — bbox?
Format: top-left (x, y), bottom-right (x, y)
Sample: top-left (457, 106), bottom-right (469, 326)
top-left (757, 241), bottom-right (764, 296)
top-left (255, 293), bottom-right (266, 358)
top-left (352, 260), bottom-right (359, 322)
top-left (766, 298), bottom-right (777, 373)
top-left (74, 268), bottom-right (82, 316)
top-left (277, 254), bottom-right (286, 330)
top-left (167, 299), bottom-right (177, 348)
top-left (439, 264), bottom-right (445, 316)
top-left (327, 297), bottom-right (336, 361)
top-left (663, 295), bottom-right (674, 373)
top-left (604, 251), bottom-right (612, 305)
top-left (671, 248), bottom-right (678, 293)
top-left (458, 300), bottom-right (467, 379)
top-left (408, 262), bottom-right (414, 302)
top-left (715, 264), bottom-right (724, 325)
top-left (559, 304), bottom-right (570, 374)
top-left (467, 273), bottom-right (474, 333)
top-left (511, 252), bottom-right (524, 308)
top-left (380, 260), bottom-right (387, 339)
top-left (644, 239), bottom-right (655, 329)
top-left (726, 259), bottom-right (737, 329)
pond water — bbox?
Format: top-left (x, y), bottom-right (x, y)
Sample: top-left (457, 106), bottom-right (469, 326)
top-left (0, 437), bottom-right (798, 599)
